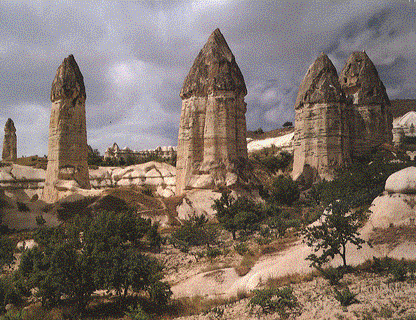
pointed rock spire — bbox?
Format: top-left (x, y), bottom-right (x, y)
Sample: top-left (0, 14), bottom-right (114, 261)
top-left (51, 54), bottom-right (86, 102)
top-left (42, 55), bottom-right (90, 203)
top-left (180, 28), bottom-right (247, 99)
top-left (295, 53), bottom-right (345, 109)
top-left (2, 118), bottom-right (17, 162)
top-left (339, 51), bottom-right (389, 104)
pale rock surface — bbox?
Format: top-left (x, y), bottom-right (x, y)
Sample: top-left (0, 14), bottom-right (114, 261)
top-left (247, 132), bottom-right (294, 153)
top-left (89, 161), bottom-right (176, 197)
top-left (42, 54), bottom-right (90, 203)
top-left (292, 53), bottom-right (350, 182)
top-left (176, 189), bottom-right (222, 220)
top-left (385, 166), bottom-right (416, 193)
top-left (176, 28), bottom-right (248, 195)
top-left (2, 118), bottom-right (17, 162)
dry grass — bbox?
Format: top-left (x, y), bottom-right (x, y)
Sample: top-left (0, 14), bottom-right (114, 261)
top-left (369, 225), bottom-right (416, 249)
top-left (235, 253), bottom-right (258, 277)
top-left (266, 271), bottom-right (318, 289)
top-left (260, 234), bottom-right (299, 255)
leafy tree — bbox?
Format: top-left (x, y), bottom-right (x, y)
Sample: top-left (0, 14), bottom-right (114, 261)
top-left (213, 192), bottom-right (265, 240)
top-left (171, 215), bottom-right (216, 250)
top-left (283, 121), bottom-right (293, 127)
top-left (303, 201), bottom-right (366, 268)
top-left (87, 146), bottom-right (103, 166)
top-left (268, 175), bottom-right (299, 206)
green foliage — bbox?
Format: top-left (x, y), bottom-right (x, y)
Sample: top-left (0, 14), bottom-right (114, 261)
top-left (206, 248), bottom-right (221, 260)
top-left (315, 266), bottom-right (343, 286)
top-left (0, 277), bottom-right (22, 312)
top-left (213, 192), bottom-right (266, 240)
top-left (311, 160), bottom-right (408, 208)
top-left (303, 201), bottom-right (366, 267)
top-left (0, 310), bottom-right (25, 320)
top-left (333, 287), bottom-right (359, 306)
top-left (234, 243), bottom-right (249, 256)
top-left (268, 175), bottom-right (299, 206)
top-left (0, 237), bottom-right (15, 268)
top-left (16, 202), bottom-right (29, 213)
top-left (15, 209), bottom-right (169, 311)
top-left (248, 286), bottom-right (298, 317)
top-left (390, 259), bottom-right (408, 282)
top-left (125, 304), bottom-right (149, 320)
top-left (87, 146), bottom-right (103, 166)
top-left (253, 150), bottom-right (293, 173)
top-left (283, 121), bottom-right (293, 127)
top-left (35, 215), bottom-right (46, 227)
top-left (171, 216), bottom-right (217, 250)
top-left (253, 128), bottom-right (264, 135)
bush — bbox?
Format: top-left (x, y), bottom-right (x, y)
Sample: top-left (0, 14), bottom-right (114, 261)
top-left (315, 266), bottom-right (343, 286)
top-left (234, 243), bottom-right (249, 256)
top-left (0, 277), bottom-right (23, 311)
top-left (249, 286), bottom-right (298, 317)
top-left (213, 192), bottom-right (266, 240)
top-left (268, 175), bottom-right (299, 206)
top-left (333, 287), bottom-right (359, 306)
top-left (206, 248), bottom-right (221, 260)
top-left (125, 304), bottom-right (149, 320)
top-left (390, 260), bottom-right (408, 282)
top-left (171, 216), bottom-right (216, 249)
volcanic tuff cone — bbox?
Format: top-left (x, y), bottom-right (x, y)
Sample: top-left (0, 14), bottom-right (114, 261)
top-left (42, 55), bottom-right (90, 203)
top-left (339, 51), bottom-right (390, 105)
top-left (293, 53), bottom-right (350, 184)
top-left (295, 53), bottom-right (345, 109)
top-left (339, 51), bottom-right (392, 158)
top-left (176, 28), bottom-right (248, 195)
top-left (180, 28), bottom-right (247, 99)
top-left (2, 118), bottom-right (17, 162)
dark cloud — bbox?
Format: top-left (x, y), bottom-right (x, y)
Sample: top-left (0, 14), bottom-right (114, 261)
top-left (0, 0), bottom-right (414, 156)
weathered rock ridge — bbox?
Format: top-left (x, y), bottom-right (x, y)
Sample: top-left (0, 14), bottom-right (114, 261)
top-left (42, 55), bottom-right (90, 203)
top-left (2, 118), bottom-right (17, 162)
top-left (176, 29), bottom-right (248, 194)
top-left (293, 52), bottom-right (392, 182)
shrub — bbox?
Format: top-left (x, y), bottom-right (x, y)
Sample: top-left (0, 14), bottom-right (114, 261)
top-left (268, 175), bottom-right (299, 206)
top-left (206, 248), bottom-right (221, 260)
top-left (333, 287), bottom-right (359, 306)
top-left (0, 276), bottom-right (23, 311)
top-left (234, 243), bottom-right (249, 256)
top-left (248, 286), bottom-right (298, 317)
top-left (390, 260), bottom-right (408, 282)
top-left (315, 266), bottom-right (343, 286)
top-left (171, 216), bottom-right (216, 249)
top-left (213, 192), bottom-right (266, 240)
top-left (16, 202), bottom-right (29, 212)
top-left (125, 304), bottom-right (149, 320)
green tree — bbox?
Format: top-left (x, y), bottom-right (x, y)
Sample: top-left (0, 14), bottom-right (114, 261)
top-left (303, 201), bottom-right (366, 268)
top-left (213, 192), bottom-right (265, 240)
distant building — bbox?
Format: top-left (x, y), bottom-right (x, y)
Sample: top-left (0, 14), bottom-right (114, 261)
top-left (104, 143), bottom-right (177, 162)
top-left (392, 111), bottom-right (416, 146)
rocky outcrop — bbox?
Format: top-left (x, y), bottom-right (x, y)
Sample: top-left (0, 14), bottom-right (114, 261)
top-left (2, 118), bottom-right (17, 162)
top-left (293, 52), bottom-right (393, 183)
top-left (339, 51), bottom-right (393, 158)
top-left (176, 28), bottom-right (248, 194)
top-left (42, 55), bottom-right (90, 203)
top-left (293, 53), bottom-right (350, 182)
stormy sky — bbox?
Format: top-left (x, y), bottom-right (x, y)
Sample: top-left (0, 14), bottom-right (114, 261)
top-left (0, 0), bottom-right (415, 157)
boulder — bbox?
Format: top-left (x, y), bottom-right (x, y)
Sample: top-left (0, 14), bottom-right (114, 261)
top-left (385, 166), bottom-right (416, 194)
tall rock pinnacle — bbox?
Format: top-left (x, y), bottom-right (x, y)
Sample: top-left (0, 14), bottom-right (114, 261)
top-left (2, 118), bottom-right (17, 162)
top-left (339, 51), bottom-right (392, 158)
top-left (293, 54), bottom-right (350, 183)
top-left (42, 55), bottom-right (90, 203)
top-left (176, 28), bottom-right (248, 194)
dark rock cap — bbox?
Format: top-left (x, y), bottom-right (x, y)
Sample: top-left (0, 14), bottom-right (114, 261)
top-left (180, 28), bottom-right (247, 99)
top-left (339, 51), bottom-right (390, 105)
top-left (4, 118), bottom-right (16, 132)
top-left (295, 53), bottom-right (345, 109)
top-left (51, 54), bottom-right (86, 102)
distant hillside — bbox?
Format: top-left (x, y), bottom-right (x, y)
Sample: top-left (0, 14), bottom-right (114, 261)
top-left (390, 99), bottom-right (416, 118)
top-left (247, 126), bottom-right (294, 141)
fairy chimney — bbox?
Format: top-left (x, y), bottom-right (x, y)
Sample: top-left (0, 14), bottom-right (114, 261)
top-left (42, 55), bottom-right (90, 203)
top-left (339, 51), bottom-right (393, 158)
top-left (2, 118), bottom-right (17, 162)
top-left (293, 53), bottom-right (350, 183)
top-left (176, 28), bottom-right (248, 194)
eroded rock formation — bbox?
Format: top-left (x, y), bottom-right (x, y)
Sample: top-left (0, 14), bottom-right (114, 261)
top-left (293, 52), bottom-right (393, 183)
top-left (42, 55), bottom-right (90, 203)
top-left (293, 53), bottom-right (350, 182)
top-left (2, 118), bottom-right (17, 162)
top-left (176, 28), bottom-right (248, 194)
top-left (339, 51), bottom-right (393, 158)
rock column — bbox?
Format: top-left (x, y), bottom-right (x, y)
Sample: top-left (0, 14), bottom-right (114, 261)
top-left (176, 28), bottom-right (248, 194)
top-left (293, 53), bottom-right (350, 183)
top-left (42, 55), bottom-right (90, 203)
top-left (2, 118), bottom-right (17, 162)
top-left (339, 51), bottom-right (393, 159)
